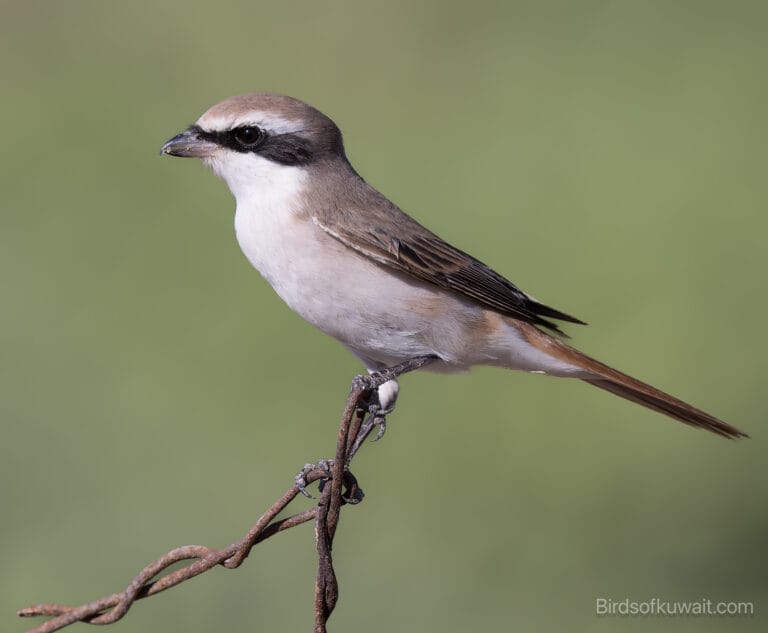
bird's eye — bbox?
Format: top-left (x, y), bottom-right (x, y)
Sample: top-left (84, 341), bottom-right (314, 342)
top-left (233, 126), bottom-right (263, 148)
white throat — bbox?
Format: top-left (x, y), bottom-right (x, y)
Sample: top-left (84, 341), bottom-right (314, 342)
top-left (204, 152), bottom-right (307, 206)
top-left (213, 153), bottom-right (309, 294)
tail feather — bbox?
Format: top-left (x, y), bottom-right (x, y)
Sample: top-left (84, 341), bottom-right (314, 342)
top-left (583, 376), bottom-right (747, 439)
top-left (515, 321), bottom-right (748, 439)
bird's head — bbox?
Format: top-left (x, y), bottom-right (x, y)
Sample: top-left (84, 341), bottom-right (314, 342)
top-left (161, 93), bottom-right (345, 200)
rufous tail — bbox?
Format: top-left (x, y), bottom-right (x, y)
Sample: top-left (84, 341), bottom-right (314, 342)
top-left (582, 375), bottom-right (746, 439)
top-left (517, 321), bottom-right (748, 439)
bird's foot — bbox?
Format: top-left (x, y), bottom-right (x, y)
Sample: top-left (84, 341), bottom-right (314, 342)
top-left (294, 459), bottom-right (364, 504)
top-left (294, 459), bottom-right (333, 498)
top-left (354, 387), bottom-right (394, 441)
top-left (368, 402), bottom-right (394, 441)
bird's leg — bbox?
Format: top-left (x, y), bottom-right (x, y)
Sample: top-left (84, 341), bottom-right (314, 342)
top-left (347, 355), bottom-right (438, 458)
top-left (295, 355), bottom-right (438, 496)
top-left (352, 355), bottom-right (439, 392)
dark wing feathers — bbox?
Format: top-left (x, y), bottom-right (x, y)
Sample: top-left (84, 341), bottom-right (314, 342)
top-left (313, 207), bottom-right (585, 336)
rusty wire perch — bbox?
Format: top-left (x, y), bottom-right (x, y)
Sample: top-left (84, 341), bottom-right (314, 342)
top-left (18, 356), bottom-right (436, 633)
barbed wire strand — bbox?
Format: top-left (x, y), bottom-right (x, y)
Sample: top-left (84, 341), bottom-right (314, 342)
top-left (18, 356), bottom-right (437, 633)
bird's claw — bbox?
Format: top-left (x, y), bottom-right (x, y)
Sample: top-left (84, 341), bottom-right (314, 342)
top-left (352, 373), bottom-right (375, 392)
top-left (373, 417), bottom-right (387, 441)
top-left (294, 459), bottom-right (365, 505)
top-left (354, 387), bottom-right (395, 442)
top-left (294, 459), bottom-right (334, 498)
top-left (367, 404), bottom-right (393, 441)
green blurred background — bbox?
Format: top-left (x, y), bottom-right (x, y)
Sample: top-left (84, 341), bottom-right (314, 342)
top-left (2, 1), bottom-right (766, 631)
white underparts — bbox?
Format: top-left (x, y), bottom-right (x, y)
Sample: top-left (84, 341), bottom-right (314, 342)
top-left (211, 149), bottom-right (585, 380)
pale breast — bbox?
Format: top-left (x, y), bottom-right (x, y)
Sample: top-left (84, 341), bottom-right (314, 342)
top-left (234, 193), bottom-right (453, 360)
top-left (232, 181), bottom-right (583, 376)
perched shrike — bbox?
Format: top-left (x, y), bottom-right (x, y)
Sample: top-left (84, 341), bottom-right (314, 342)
top-left (161, 93), bottom-right (746, 439)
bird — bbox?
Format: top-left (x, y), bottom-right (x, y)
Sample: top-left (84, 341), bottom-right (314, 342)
top-left (161, 93), bottom-right (746, 440)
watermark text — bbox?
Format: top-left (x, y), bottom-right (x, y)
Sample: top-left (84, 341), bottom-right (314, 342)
top-left (596, 597), bottom-right (754, 617)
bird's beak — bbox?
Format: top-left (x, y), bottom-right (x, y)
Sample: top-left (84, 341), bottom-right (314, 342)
top-left (160, 127), bottom-right (219, 158)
